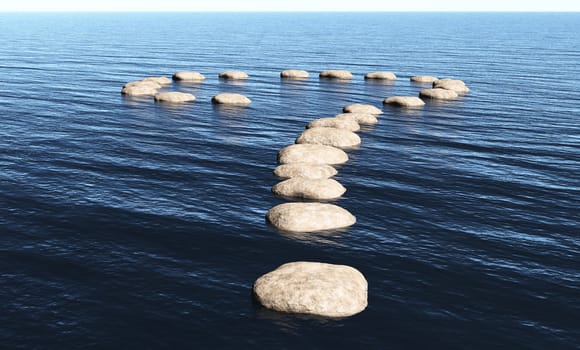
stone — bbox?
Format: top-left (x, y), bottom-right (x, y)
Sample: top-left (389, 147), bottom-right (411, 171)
top-left (307, 117), bottom-right (360, 132)
top-left (281, 70), bottom-right (309, 79)
top-left (433, 79), bottom-right (470, 94)
top-left (383, 96), bottom-right (425, 107)
top-left (334, 113), bottom-right (379, 125)
top-left (172, 71), bottom-right (206, 82)
top-left (154, 92), bottom-right (196, 103)
top-left (365, 71), bottom-right (397, 80)
top-left (121, 80), bottom-right (161, 96)
top-left (211, 93), bottom-right (252, 105)
top-left (419, 88), bottom-right (458, 100)
top-left (278, 144), bottom-right (348, 165)
top-left (273, 163), bottom-right (338, 179)
top-left (142, 76), bottom-right (172, 85)
top-left (272, 178), bottom-right (346, 200)
top-left (266, 202), bottom-right (356, 232)
top-left (296, 127), bottom-right (361, 149)
top-left (253, 262), bottom-right (367, 317)
top-left (343, 103), bottom-right (383, 115)
top-left (219, 71), bottom-right (249, 80)
top-left (319, 70), bottom-right (353, 80)
top-left (410, 75), bottom-right (439, 83)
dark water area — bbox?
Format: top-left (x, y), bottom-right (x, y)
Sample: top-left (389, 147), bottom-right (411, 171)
top-left (0, 12), bottom-right (578, 349)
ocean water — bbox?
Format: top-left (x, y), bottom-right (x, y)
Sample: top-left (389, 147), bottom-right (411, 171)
top-left (0, 12), bottom-right (578, 349)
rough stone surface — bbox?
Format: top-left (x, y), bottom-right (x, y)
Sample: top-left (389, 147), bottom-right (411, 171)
top-left (410, 75), bottom-right (439, 83)
top-left (419, 88), bottom-right (459, 100)
top-left (253, 261), bottom-right (368, 317)
top-left (343, 103), bottom-right (383, 115)
top-left (307, 117), bottom-right (360, 132)
top-left (334, 113), bottom-right (379, 125)
top-left (142, 76), bottom-right (172, 85)
top-left (274, 163), bottom-right (338, 179)
top-left (319, 70), bottom-right (353, 80)
top-left (154, 92), bottom-right (196, 103)
top-left (172, 71), bottom-right (206, 82)
top-left (121, 80), bottom-right (161, 96)
top-left (296, 127), bottom-right (361, 149)
top-left (211, 93), bottom-right (252, 105)
top-left (272, 178), bottom-right (346, 200)
top-left (383, 96), bottom-right (425, 107)
top-left (266, 202), bottom-right (356, 232)
top-left (219, 71), bottom-right (249, 80)
top-left (365, 71), bottom-right (397, 80)
top-left (281, 70), bottom-right (309, 79)
top-left (277, 144), bottom-right (348, 165)
top-left (433, 79), bottom-right (470, 94)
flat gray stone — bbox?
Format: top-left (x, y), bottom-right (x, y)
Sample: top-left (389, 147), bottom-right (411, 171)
top-left (211, 93), bottom-right (251, 105)
top-left (266, 202), bottom-right (356, 232)
top-left (172, 71), bottom-right (206, 82)
top-left (342, 103), bottom-right (383, 115)
top-left (296, 127), bottom-right (361, 149)
top-left (277, 144), bottom-right (349, 165)
top-left (219, 71), bottom-right (249, 80)
top-left (384, 96), bottom-right (425, 107)
top-left (319, 70), bottom-right (353, 80)
top-left (273, 163), bottom-right (338, 179)
top-left (419, 88), bottom-right (458, 100)
top-left (154, 92), bottom-right (196, 103)
top-left (410, 75), bottom-right (439, 83)
top-left (365, 71), bottom-right (397, 80)
top-left (334, 113), bottom-right (379, 125)
top-left (281, 70), bottom-right (309, 79)
top-left (253, 261), bottom-right (368, 317)
top-left (272, 177), bottom-right (346, 200)
top-left (307, 117), bottom-right (360, 132)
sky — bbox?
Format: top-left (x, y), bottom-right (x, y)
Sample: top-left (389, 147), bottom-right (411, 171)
top-left (0, 0), bottom-right (578, 12)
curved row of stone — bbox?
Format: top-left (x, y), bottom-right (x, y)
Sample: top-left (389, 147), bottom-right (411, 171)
top-left (384, 76), bottom-right (470, 108)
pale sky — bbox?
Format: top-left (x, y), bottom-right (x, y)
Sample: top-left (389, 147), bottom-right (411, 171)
top-left (0, 0), bottom-right (578, 12)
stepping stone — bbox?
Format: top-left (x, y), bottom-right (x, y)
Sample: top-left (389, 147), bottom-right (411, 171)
top-left (281, 69), bottom-right (309, 79)
top-left (219, 71), bottom-right (249, 80)
top-left (211, 93), bottom-right (251, 105)
top-left (253, 261), bottom-right (368, 317)
top-left (365, 71), bottom-right (397, 80)
top-left (278, 144), bottom-right (348, 165)
top-left (172, 71), bottom-right (206, 82)
top-left (419, 88), bottom-right (458, 100)
top-left (319, 70), bottom-right (353, 80)
top-left (273, 163), bottom-right (338, 180)
top-left (266, 202), bottom-right (356, 232)
top-left (343, 103), bottom-right (383, 115)
top-left (272, 177), bottom-right (346, 200)
top-left (307, 117), bottom-right (360, 132)
top-left (383, 96), bottom-right (425, 107)
top-left (154, 92), bottom-right (196, 103)
top-left (296, 127), bottom-right (361, 149)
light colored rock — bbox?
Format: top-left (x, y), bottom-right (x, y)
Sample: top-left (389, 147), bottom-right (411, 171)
top-left (419, 88), bottom-right (458, 100)
top-left (410, 75), bottom-right (439, 83)
top-left (384, 96), bottom-right (425, 107)
top-left (172, 71), bottom-right (206, 82)
top-left (281, 70), bottom-right (309, 79)
top-left (433, 79), bottom-right (470, 94)
top-left (211, 93), bottom-right (252, 105)
top-left (219, 71), bottom-right (249, 80)
top-left (121, 80), bottom-right (161, 96)
top-left (272, 178), bottom-right (345, 200)
top-left (307, 117), bottom-right (360, 132)
top-left (253, 261), bottom-right (368, 317)
top-left (142, 76), bottom-right (172, 85)
top-left (296, 127), bottom-right (361, 149)
top-left (365, 71), bottom-right (397, 80)
top-left (319, 70), bottom-right (353, 80)
top-left (334, 113), bottom-right (379, 125)
top-left (343, 103), bottom-right (383, 115)
top-left (266, 202), bottom-right (356, 232)
top-left (278, 144), bottom-right (348, 165)
top-left (274, 163), bottom-right (338, 179)
top-left (154, 92), bottom-right (196, 103)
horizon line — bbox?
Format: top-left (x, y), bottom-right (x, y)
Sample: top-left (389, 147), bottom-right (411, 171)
top-left (1, 10), bottom-right (579, 13)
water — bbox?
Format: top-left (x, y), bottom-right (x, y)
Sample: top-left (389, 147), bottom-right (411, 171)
top-left (0, 12), bottom-right (579, 349)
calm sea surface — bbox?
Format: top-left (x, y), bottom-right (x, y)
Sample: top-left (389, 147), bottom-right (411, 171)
top-left (0, 12), bottom-right (578, 349)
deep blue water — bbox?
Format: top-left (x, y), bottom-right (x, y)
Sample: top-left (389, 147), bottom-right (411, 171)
top-left (0, 12), bottom-right (579, 349)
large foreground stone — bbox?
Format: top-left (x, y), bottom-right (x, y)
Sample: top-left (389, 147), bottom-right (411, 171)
top-left (365, 71), bottom-right (397, 80)
top-left (410, 75), bottom-right (438, 83)
top-left (274, 163), bottom-right (338, 179)
top-left (278, 144), bottom-right (348, 165)
top-left (121, 80), bottom-right (161, 96)
top-left (296, 127), bottom-right (361, 149)
top-left (384, 96), bottom-right (425, 107)
top-left (253, 261), bottom-right (368, 317)
top-left (319, 70), bottom-right (353, 80)
top-left (211, 93), bottom-right (252, 105)
top-left (334, 113), bottom-right (379, 125)
top-left (219, 71), bottom-right (249, 80)
top-left (172, 71), bottom-right (206, 82)
top-left (419, 88), bottom-right (458, 100)
top-left (272, 178), bottom-right (345, 200)
top-left (343, 103), bottom-right (383, 115)
top-left (266, 202), bottom-right (356, 232)
top-left (154, 92), bottom-right (196, 103)
top-left (281, 70), bottom-right (309, 79)
top-left (307, 117), bottom-right (360, 132)
top-left (142, 76), bottom-right (172, 85)
top-left (433, 79), bottom-right (470, 94)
